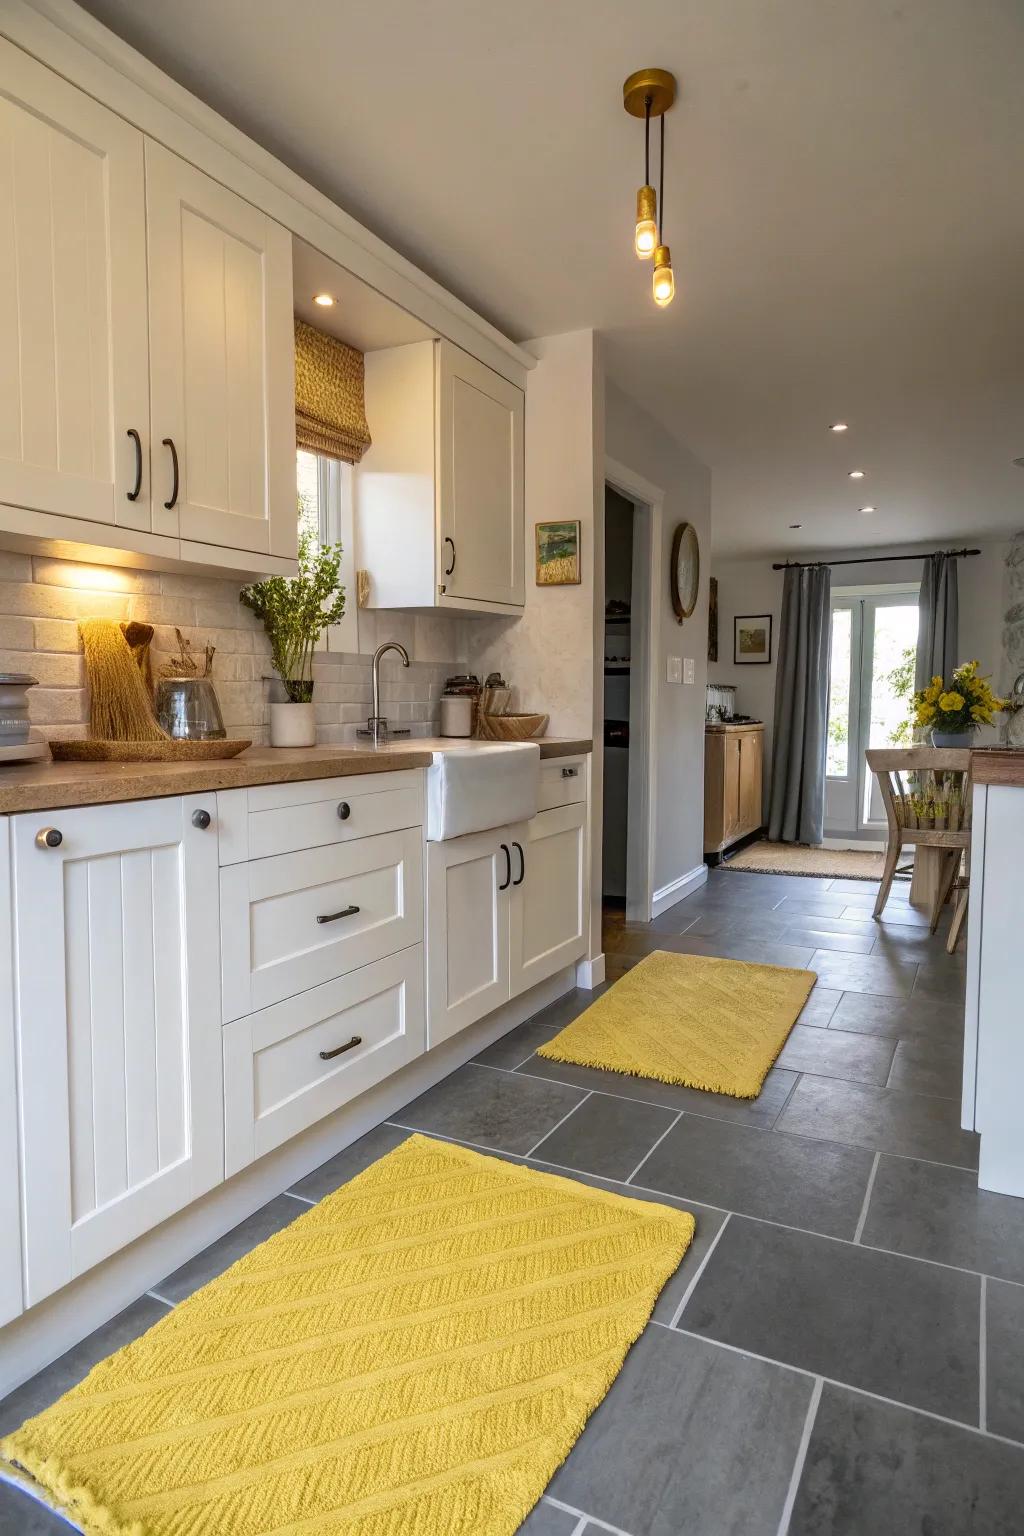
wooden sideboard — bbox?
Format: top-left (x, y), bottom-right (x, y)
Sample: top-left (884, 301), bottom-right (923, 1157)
top-left (704, 723), bottom-right (764, 862)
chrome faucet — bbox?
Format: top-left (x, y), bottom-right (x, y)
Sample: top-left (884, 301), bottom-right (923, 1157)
top-left (358, 642), bottom-right (411, 746)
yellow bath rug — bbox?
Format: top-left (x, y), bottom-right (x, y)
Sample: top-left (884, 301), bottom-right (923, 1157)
top-left (0, 1134), bottom-right (693, 1536)
top-left (537, 949), bottom-right (816, 1099)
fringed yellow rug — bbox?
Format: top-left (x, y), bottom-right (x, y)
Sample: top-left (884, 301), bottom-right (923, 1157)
top-left (0, 1134), bottom-right (693, 1536)
top-left (537, 950), bottom-right (816, 1098)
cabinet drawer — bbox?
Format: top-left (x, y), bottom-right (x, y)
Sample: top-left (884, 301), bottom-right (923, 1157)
top-left (538, 757), bottom-right (586, 812)
top-left (216, 769), bottom-right (423, 864)
top-left (220, 827), bottom-right (423, 1021)
top-left (224, 947), bottom-right (425, 1175)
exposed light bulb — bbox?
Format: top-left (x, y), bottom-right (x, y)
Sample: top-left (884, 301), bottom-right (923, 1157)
top-left (652, 245), bottom-right (675, 307)
top-left (313, 292), bottom-right (335, 307)
top-left (634, 185), bottom-right (657, 258)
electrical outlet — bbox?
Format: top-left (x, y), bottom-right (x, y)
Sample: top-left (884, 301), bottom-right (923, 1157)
top-left (683, 657), bottom-right (695, 685)
top-left (666, 655), bottom-right (682, 684)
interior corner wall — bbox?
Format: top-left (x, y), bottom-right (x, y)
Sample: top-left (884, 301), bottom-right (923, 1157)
top-left (604, 380), bottom-right (712, 898)
top-left (707, 557), bottom-right (784, 814)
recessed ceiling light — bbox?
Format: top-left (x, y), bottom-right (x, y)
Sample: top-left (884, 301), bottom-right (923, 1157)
top-left (829, 422), bottom-right (848, 433)
top-left (789, 523), bottom-right (802, 529)
top-left (848, 469), bottom-right (865, 479)
top-left (859, 505), bottom-right (876, 515)
top-left (313, 292), bottom-right (335, 307)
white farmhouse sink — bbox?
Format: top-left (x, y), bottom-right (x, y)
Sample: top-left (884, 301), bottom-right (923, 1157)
top-left (425, 742), bottom-right (540, 841)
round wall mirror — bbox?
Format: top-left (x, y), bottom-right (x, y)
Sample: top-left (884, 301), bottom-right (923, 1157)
top-left (670, 522), bottom-right (700, 622)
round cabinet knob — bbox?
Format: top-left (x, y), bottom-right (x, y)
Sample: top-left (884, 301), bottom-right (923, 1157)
top-left (35, 827), bottom-right (62, 849)
top-left (191, 809), bottom-right (212, 830)
top-left (337, 802), bottom-right (351, 821)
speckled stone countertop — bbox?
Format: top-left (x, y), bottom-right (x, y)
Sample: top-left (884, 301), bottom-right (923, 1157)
top-left (0, 738), bottom-right (592, 815)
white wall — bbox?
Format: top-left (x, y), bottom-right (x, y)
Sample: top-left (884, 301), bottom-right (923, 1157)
top-left (604, 380), bottom-right (712, 898)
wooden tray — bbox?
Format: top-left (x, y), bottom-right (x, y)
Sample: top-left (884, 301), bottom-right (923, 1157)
top-left (49, 738), bottom-right (252, 763)
top-left (475, 713), bottom-right (548, 741)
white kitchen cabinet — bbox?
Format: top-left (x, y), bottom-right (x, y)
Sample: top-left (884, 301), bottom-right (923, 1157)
top-left (0, 37), bottom-right (150, 532)
top-left (224, 946), bottom-right (425, 1176)
top-left (509, 801), bottom-right (587, 997)
top-left (0, 820), bottom-right (22, 1327)
top-left (12, 796), bottom-right (223, 1307)
top-left (427, 827), bottom-right (516, 1045)
top-left (146, 142), bottom-right (296, 557)
top-left (357, 339), bottom-right (525, 614)
top-left (220, 827), bottom-right (423, 1021)
top-left (427, 805), bottom-right (586, 1046)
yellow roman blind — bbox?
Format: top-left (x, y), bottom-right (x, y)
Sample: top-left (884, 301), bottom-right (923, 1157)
top-left (294, 318), bottom-right (372, 463)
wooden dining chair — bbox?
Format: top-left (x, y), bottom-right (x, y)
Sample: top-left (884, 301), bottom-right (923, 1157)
top-left (865, 747), bottom-right (973, 953)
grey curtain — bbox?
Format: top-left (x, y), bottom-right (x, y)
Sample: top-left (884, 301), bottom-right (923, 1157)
top-left (915, 553), bottom-right (959, 692)
top-left (768, 564), bottom-right (832, 845)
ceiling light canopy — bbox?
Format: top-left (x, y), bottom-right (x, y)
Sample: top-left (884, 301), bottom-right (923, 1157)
top-left (313, 292), bottom-right (335, 307)
top-left (623, 68), bottom-right (677, 306)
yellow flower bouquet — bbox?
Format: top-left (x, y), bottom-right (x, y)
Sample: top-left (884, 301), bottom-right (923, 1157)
top-left (912, 661), bottom-right (1007, 744)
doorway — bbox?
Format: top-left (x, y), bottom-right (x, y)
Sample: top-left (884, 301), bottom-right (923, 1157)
top-left (824, 585), bottom-right (920, 841)
top-left (601, 465), bottom-right (660, 922)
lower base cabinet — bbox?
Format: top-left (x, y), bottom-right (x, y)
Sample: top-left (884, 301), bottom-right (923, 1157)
top-left (223, 946), bottom-right (425, 1176)
top-left (12, 796), bottom-right (222, 1307)
top-left (427, 802), bottom-right (586, 1046)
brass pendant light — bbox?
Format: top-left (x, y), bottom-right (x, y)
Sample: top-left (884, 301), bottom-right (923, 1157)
top-left (623, 68), bottom-right (677, 305)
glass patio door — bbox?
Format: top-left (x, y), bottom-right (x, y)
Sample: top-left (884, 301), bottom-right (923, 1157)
top-left (824, 588), bottom-right (920, 839)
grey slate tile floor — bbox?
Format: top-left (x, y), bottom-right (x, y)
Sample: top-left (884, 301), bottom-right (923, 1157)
top-left (4, 868), bottom-right (1024, 1534)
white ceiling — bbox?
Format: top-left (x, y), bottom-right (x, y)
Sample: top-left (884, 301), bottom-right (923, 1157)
top-left (78, 0), bottom-right (1024, 556)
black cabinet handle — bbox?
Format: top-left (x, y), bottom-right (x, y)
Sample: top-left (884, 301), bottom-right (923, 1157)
top-left (191, 809), bottom-right (211, 829)
top-left (444, 536), bottom-right (456, 576)
top-left (512, 841), bottom-right (525, 886)
top-left (319, 1035), bottom-right (362, 1061)
top-left (337, 802), bottom-right (351, 820)
top-left (498, 843), bottom-right (511, 891)
top-left (162, 437), bottom-right (179, 510)
top-left (126, 429), bottom-right (142, 502)
top-left (316, 904), bottom-right (360, 925)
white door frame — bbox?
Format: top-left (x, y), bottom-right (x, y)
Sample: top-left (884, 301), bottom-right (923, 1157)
top-left (604, 456), bottom-right (663, 924)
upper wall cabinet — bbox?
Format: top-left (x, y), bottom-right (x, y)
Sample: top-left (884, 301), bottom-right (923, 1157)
top-left (357, 339), bottom-right (525, 614)
top-left (146, 143), bottom-right (296, 559)
top-left (0, 40), bottom-right (296, 568)
top-left (0, 38), bottom-right (150, 532)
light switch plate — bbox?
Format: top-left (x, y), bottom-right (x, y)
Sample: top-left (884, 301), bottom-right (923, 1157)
top-left (667, 655), bottom-right (682, 684)
top-left (683, 657), bottom-right (696, 685)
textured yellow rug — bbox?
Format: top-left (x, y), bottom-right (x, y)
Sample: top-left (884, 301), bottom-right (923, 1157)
top-left (0, 1134), bottom-right (693, 1536)
top-left (724, 839), bottom-right (885, 880)
top-left (537, 950), bottom-right (816, 1098)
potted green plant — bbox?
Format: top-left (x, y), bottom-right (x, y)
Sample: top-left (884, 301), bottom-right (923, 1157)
top-left (240, 532), bottom-right (346, 748)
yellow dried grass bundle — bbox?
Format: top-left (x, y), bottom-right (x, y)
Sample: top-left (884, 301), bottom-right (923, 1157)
top-left (78, 619), bottom-right (167, 742)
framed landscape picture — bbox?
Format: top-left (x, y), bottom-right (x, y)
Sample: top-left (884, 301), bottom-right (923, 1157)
top-left (536, 520), bottom-right (581, 585)
top-left (734, 613), bottom-right (772, 664)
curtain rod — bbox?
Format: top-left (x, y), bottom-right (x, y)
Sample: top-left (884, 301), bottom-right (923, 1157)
top-left (771, 547), bottom-right (980, 571)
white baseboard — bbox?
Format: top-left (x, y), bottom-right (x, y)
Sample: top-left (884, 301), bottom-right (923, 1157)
top-left (0, 966), bottom-right (575, 1398)
top-left (652, 863), bottom-right (708, 917)
top-left (575, 953), bottom-right (606, 989)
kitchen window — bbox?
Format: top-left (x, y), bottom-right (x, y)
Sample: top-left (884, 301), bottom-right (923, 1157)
top-left (296, 448), bottom-right (358, 652)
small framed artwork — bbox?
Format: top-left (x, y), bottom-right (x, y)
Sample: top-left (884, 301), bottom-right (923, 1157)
top-left (536, 520), bottom-right (581, 586)
top-left (734, 613), bottom-right (773, 664)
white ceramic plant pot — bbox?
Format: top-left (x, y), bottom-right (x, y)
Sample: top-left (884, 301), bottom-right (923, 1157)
top-left (269, 701), bottom-right (316, 748)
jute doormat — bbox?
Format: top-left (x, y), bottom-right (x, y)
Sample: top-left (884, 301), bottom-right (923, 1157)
top-left (723, 840), bottom-right (885, 880)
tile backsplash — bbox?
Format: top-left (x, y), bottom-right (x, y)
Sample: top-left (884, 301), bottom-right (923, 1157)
top-left (0, 546), bottom-right (465, 744)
